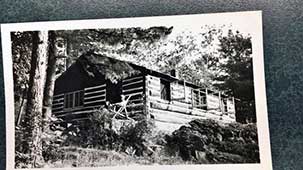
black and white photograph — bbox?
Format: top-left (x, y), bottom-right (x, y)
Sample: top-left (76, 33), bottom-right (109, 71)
top-left (1, 11), bottom-right (272, 170)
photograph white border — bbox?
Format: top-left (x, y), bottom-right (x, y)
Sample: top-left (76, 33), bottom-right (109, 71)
top-left (1, 11), bottom-right (272, 170)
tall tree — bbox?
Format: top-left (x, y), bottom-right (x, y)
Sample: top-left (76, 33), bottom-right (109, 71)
top-left (42, 31), bottom-right (59, 121)
top-left (11, 32), bottom-right (33, 125)
top-left (57, 26), bottom-right (173, 69)
top-left (215, 30), bottom-right (255, 123)
top-left (22, 31), bottom-right (48, 167)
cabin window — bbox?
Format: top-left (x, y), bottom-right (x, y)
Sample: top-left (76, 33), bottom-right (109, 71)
top-left (160, 79), bottom-right (171, 101)
top-left (192, 89), bottom-right (207, 110)
top-left (64, 90), bottom-right (84, 109)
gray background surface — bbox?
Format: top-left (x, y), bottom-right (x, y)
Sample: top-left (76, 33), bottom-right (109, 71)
top-left (0, 1), bottom-right (302, 170)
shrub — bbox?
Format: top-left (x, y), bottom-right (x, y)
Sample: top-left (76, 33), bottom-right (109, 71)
top-left (62, 107), bottom-right (155, 156)
top-left (62, 107), bottom-right (121, 150)
top-left (165, 119), bottom-right (260, 163)
top-left (41, 116), bottom-right (66, 163)
top-left (120, 119), bottom-right (155, 156)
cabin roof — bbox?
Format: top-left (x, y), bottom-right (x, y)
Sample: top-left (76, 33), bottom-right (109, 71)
top-left (59, 51), bottom-right (227, 96)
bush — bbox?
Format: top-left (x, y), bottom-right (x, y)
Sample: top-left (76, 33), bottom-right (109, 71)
top-left (62, 107), bottom-right (155, 156)
top-left (63, 107), bottom-right (121, 150)
top-left (120, 119), bottom-right (155, 156)
top-left (165, 119), bottom-right (260, 163)
top-left (41, 116), bottom-right (66, 163)
top-left (15, 115), bottom-right (66, 168)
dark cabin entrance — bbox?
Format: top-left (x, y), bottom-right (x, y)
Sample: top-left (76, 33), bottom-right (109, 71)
top-left (106, 80), bottom-right (123, 104)
top-left (160, 79), bottom-right (171, 101)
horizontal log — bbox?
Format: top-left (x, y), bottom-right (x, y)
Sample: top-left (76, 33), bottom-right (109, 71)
top-left (192, 89), bottom-right (207, 94)
top-left (171, 88), bottom-right (185, 92)
top-left (53, 94), bottom-right (64, 99)
top-left (52, 109), bottom-right (63, 114)
top-left (203, 113), bottom-right (221, 121)
top-left (146, 85), bottom-right (160, 93)
top-left (84, 94), bottom-right (106, 101)
top-left (123, 82), bottom-right (144, 91)
top-left (170, 100), bottom-right (192, 108)
top-left (193, 104), bottom-right (207, 107)
top-left (154, 117), bottom-right (186, 125)
top-left (84, 99), bottom-right (106, 105)
top-left (171, 93), bottom-right (185, 99)
top-left (52, 102), bottom-right (63, 107)
top-left (84, 84), bottom-right (106, 91)
top-left (171, 89), bottom-right (184, 93)
top-left (147, 96), bottom-right (170, 104)
top-left (123, 76), bottom-right (143, 83)
top-left (147, 85), bottom-right (160, 92)
top-left (122, 79), bottom-right (144, 87)
top-left (147, 89), bottom-right (161, 98)
top-left (148, 92), bottom-right (161, 98)
top-left (54, 105), bottom-right (101, 115)
top-left (149, 108), bottom-right (205, 123)
top-left (147, 80), bottom-right (160, 88)
top-left (129, 109), bottom-right (144, 114)
top-left (126, 102), bottom-right (144, 108)
top-left (150, 101), bottom-right (191, 114)
top-left (84, 102), bottom-right (105, 108)
top-left (52, 106), bottom-right (63, 110)
top-left (154, 119), bottom-right (184, 126)
top-left (84, 89), bottom-right (106, 96)
top-left (152, 113), bottom-right (192, 125)
top-left (124, 92), bottom-right (143, 98)
top-left (128, 98), bottom-right (144, 104)
top-left (171, 97), bottom-right (186, 102)
top-left (57, 109), bottom-right (95, 118)
top-left (122, 87), bottom-right (144, 94)
top-left (53, 98), bottom-right (64, 104)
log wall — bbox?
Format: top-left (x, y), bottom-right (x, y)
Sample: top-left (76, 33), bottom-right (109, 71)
top-left (145, 75), bottom-right (236, 132)
top-left (121, 75), bottom-right (145, 119)
top-left (52, 84), bottom-right (106, 121)
top-left (171, 82), bottom-right (192, 103)
top-left (52, 75), bottom-right (146, 122)
top-left (52, 73), bottom-right (235, 129)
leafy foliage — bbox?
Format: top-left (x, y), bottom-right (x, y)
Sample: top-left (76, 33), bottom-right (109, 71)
top-left (119, 118), bottom-right (155, 156)
top-left (62, 107), bottom-right (155, 156)
top-left (11, 32), bottom-right (34, 122)
top-left (56, 26), bottom-right (173, 66)
top-left (56, 26), bottom-right (224, 88)
top-left (11, 32), bottom-right (33, 95)
top-left (166, 119), bottom-right (260, 163)
top-left (15, 116), bottom-right (65, 168)
top-left (214, 30), bottom-right (255, 122)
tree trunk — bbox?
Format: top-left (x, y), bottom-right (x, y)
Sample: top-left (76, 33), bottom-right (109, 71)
top-left (16, 89), bottom-right (26, 126)
top-left (23, 31), bottom-right (48, 167)
top-left (65, 34), bottom-right (73, 69)
top-left (42, 31), bottom-right (57, 121)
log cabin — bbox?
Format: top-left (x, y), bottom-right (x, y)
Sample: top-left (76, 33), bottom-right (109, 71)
top-left (52, 52), bottom-right (236, 132)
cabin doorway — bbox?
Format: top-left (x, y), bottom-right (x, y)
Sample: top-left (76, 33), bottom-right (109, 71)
top-left (160, 79), bottom-right (171, 101)
top-left (106, 80), bottom-right (123, 104)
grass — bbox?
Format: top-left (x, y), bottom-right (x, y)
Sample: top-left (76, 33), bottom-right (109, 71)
top-left (44, 146), bottom-right (191, 168)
